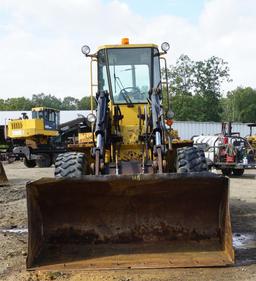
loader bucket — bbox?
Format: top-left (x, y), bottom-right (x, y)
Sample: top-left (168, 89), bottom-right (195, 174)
top-left (0, 161), bottom-right (8, 186)
top-left (26, 173), bottom-right (234, 270)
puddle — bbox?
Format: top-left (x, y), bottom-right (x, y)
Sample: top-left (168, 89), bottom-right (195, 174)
top-left (233, 233), bottom-right (256, 249)
top-left (0, 228), bottom-right (28, 234)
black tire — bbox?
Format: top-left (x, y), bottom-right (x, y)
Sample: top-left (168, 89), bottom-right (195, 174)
top-left (24, 158), bottom-right (36, 168)
top-left (55, 152), bottom-right (87, 178)
top-left (36, 153), bottom-right (52, 168)
top-left (232, 169), bottom-right (244, 176)
top-left (221, 168), bottom-right (232, 176)
top-left (221, 168), bottom-right (232, 177)
top-left (176, 146), bottom-right (208, 173)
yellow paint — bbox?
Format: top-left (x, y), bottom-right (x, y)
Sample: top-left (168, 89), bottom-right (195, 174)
top-left (247, 135), bottom-right (256, 148)
top-left (7, 119), bottom-right (58, 139)
top-left (85, 42), bottom-right (189, 163)
top-left (108, 104), bottom-right (149, 161)
top-left (78, 132), bottom-right (94, 146)
top-left (111, 104), bottom-right (148, 127)
top-left (121, 126), bottom-right (140, 145)
top-left (32, 107), bottom-right (59, 112)
top-left (119, 144), bottom-right (144, 161)
top-left (97, 43), bottom-right (158, 52)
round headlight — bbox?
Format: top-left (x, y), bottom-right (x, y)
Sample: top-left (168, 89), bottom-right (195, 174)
top-left (161, 42), bottom-right (170, 52)
top-left (81, 45), bottom-right (90, 55)
top-left (87, 113), bottom-right (96, 123)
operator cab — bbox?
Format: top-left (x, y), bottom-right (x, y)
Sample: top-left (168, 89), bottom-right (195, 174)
top-left (82, 38), bottom-right (169, 107)
top-left (32, 107), bottom-right (60, 130)
top-left (98, 46), bottom-right (161, 105)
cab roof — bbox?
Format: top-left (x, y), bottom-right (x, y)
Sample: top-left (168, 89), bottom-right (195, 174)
top-left (97, 43), bottom-right (158, 52)
top-left (32, 107), bottom-right (60, 112)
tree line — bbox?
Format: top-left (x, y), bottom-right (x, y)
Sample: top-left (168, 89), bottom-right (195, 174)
top-left (0, 94), bottom-right (92, 111)
top-left (164, 54), bottom-right (256, 123)
top-left (1, 55), bottom-right (255, 123)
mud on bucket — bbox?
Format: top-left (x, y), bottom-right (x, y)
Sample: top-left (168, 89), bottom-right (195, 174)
top-left (26, 173), bottom-right (234, 270)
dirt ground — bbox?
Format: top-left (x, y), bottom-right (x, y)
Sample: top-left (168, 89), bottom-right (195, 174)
top-left (0, 161), bottom-right (256, 281)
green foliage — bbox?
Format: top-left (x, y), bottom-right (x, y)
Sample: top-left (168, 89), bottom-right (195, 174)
top-left (31, 93), bottom-right (62, 109)
top-left (62, 96), bottom-right (80, 110)
top-left (222, 87), bottom-right (256, 122)
top-left (0, 97), bottom-right (32, 110)
top-left (166, 55), bottom-right (231, 121)
top-left (0, 93), bottom-right (92, 111)
top-left (78, 96), bottom-right (95, 110)
top-left (171, 93), bottom-right (198, 121)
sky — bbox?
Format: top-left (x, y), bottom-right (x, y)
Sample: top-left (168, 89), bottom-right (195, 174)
top-left (0, 0), bottom-right (256, 99)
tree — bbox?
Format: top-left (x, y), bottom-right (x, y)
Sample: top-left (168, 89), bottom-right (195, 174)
top-left (0, 94), bottom-right (94, 111)
top-left (31, 93), bottom-right (62, 109)
top-left (78, 96), bottom-right (95, 110)
top-left (171, 94), bottom-right (198, 121)
top-left (62, 96), bottom-right (79, 110)
top-left (167, 55), bottom-right (231, 121)
top-left (222, 87), bottom-right (256, 122)
top-left (167, 55), bottom-right (198, 120)
top-left (168, 55), bottom-right (194, 96)
top-left (192, 56), bottom-right (231, 121)
top-left (0, 97), bottom-right (32, 110)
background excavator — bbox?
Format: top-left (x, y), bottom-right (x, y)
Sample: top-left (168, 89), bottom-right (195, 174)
top-left (26, 38), bottom-right (234, 270)
top-left (7, 107), bottom-right (89, 167)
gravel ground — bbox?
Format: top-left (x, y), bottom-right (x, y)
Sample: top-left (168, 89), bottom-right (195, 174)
top-left (0, 161), bottom-right (255, 281)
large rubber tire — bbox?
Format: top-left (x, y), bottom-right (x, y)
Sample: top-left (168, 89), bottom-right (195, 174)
top-left (55, 152), bottom-right (87, 178)
top-left (36, 153), bottom-right (52, 168)
top-left (24, 158), bottom-right (36, 168)
top-left (176, 146), bottom-right (208, 173)
top-left (221, 168), bottom-right (232, 176)
top-left (232, 169), bottom-right (244, 176)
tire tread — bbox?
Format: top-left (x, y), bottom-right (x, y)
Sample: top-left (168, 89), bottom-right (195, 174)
top-left (54, 152), bottom-right (87, 178)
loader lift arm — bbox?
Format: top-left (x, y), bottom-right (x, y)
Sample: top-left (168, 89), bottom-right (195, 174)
top-left (92, 90), bottom-right (110, 175)
top-left (150, 87), bottom-right (165, 173)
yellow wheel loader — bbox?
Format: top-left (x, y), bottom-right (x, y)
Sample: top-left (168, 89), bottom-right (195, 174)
top-left (26, 39), bottom-right (234, 270)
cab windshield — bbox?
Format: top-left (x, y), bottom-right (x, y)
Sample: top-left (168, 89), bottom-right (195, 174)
top-left (32, 109), bottom-right (60, 130)
top-left (98, 47), bottom-right (161, 104)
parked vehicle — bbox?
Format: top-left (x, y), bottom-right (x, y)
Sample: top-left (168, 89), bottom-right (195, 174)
top-left (193, 122), bottom-right (256, 176)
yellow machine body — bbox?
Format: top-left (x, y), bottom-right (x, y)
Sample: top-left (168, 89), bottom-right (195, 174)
top-left (7, 107), bottom-right (59, 139)
top-left (7, 118), bottom-right (58, 139)
top-left (246, 124), bottom-right (256, 155)
top-left (26, 39), bottom-right (234, 270)
top-left (247, 135), bottom-right (256, 149)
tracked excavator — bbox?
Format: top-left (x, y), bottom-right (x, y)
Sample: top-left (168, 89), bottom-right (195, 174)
top-left (26, 38), bottom-right (234, 270)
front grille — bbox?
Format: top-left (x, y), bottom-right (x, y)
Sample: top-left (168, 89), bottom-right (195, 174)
top-left (11, 122), bottom-right (23, 129)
